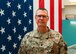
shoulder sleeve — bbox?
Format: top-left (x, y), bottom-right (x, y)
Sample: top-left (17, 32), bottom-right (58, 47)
top-left (58, 37), bottom-right (68, 54)
top-left (51, 30), bottom-right (68, 54)
top-left (18, 32), bottom-right (30, 54)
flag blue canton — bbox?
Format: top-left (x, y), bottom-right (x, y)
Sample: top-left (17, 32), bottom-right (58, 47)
top-left (0, 0), bottom-right (33, 54)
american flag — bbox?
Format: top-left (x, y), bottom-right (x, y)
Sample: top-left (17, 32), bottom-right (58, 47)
top-left (0, 0), bottom-right (62, 54)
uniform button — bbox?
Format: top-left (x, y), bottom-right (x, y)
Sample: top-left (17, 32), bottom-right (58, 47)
top-left (41, 44), bottom-right (43, 46)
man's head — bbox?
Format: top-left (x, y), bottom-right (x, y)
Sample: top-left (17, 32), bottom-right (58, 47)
top-left (35, 8), bottom-right (49, 28)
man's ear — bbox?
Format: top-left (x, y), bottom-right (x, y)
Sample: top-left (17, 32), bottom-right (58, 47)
top-left (35, 16), bottom-right (36, 20)
top-left (35, 16), bottom-right (37, 22)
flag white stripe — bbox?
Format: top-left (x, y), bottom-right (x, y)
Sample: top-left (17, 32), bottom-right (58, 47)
top-left (33, 0), bottom-right (39, 30)
top-left (54, 0), bottom-right (59, 31)
top-left (45, 0), bottom-right (50, 28)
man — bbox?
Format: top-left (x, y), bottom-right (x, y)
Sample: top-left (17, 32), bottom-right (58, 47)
top-left (18, 8), bottom-right (68, 54)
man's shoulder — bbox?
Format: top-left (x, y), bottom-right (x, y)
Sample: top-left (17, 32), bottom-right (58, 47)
top-left (49, 29), bottom-right (62, 43)
top-left (50, 29), bottom-right (62, 37)
top-left (23, 30), bottom-right (38, 38)
top-left (50, 29), bottom-right (61, 34)
top-left (26, 30), bottom-right (37, 36)
top-left (21, 30), bottom-right (38, 44)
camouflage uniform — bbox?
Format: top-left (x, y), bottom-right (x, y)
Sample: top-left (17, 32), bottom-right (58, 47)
top-left (18, 28), bottom-right (67, 54)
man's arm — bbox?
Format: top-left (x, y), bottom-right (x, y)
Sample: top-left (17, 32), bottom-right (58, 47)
top-left (59, 37), bottom-right (68, 54)
top-left (18, 45), bottom-right (27, 54)
top-left (18, 34), bottom-right (28, 54)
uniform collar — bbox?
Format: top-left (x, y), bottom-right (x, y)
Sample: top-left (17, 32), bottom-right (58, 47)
top-left (34, 27), bottom-right (51, 39)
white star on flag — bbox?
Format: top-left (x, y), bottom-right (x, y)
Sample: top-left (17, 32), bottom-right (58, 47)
top-left (17, 19), bottom-right (21, 25)
top-left (18, 35), bottom-right (22, 41)
top-left (7, 18), bottom-right (11, 24)
top-left (0, 27), bottom-right (5, 34)
top-left (29, 19), bottom-right (32, 24)
top-left (9, 52), bottom-right (12, 54)
top-left (0, 9), bottom-right (4, 16)
top-left (13, 43), bottom-right (17, 49)
top-left (23, 12), bottom-right (27, 17)
top-left (12, 11), bottom-right (16, 17)
top-left (0, 45), bottom-right (6, 52)
top-left (6, 1), bottom-right (11, 7)
top-left (17, 3), bottom-right (21, 10)
top-left (24, 0), bottom-right (27, 3)
top-left (12, 27), bottom-right (16, 33)
top-left (29, 5), bottom-right (32, 10)
top-left (23, 26), bottom-right (27, 32)
top-left (7, 35), bottom-right (12, 41)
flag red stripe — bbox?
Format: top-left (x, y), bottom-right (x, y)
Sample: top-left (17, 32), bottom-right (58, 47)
top-left (39, 0), bottom-right (44, 8)
top-left (50, 0), bottom-right (54, 30)
top-left (58, 0), bottom-right (62, 34)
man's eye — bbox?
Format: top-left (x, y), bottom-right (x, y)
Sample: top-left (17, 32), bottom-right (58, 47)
top-left (43, 16), bottom-right (46, 18)
top-left (36, 15), bottom-right (48, 18)
top-left (38, 15), bottom-right (41, 17)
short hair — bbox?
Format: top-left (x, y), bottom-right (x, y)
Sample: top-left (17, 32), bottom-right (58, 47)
top-left (36, 8), bottom-right (48, 15)
top-left (36, 8), bottom-right (48, 12)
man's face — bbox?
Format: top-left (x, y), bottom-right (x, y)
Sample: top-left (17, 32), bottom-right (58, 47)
top-left (35, 10), bottom-right (49, 27)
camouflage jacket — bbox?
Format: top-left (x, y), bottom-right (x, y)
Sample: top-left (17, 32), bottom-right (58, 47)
top-left (18, 28), bottom-right (68, 54)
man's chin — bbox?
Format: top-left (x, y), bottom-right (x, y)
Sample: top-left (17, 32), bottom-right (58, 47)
top-left (38, 25), bottom-right (45, 27)
top-left (38, 23), bottom-right (44, 26)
